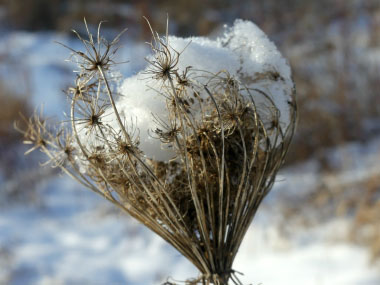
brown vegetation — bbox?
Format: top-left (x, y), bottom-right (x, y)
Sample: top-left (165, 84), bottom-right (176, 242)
top-left (17, 20), bottom-right (296, 284)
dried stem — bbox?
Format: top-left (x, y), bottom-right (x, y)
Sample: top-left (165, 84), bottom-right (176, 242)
top-left (18, 19), bottom-right (297, 285)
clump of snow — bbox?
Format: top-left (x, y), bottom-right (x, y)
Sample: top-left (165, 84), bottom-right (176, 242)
top-left (100, 19), bottom-right (294, 161)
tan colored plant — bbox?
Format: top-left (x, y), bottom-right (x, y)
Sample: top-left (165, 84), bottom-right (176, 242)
top-left (17, 19), bottom-right (297, 284)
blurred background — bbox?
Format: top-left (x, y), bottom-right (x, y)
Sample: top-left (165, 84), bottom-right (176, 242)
top-left (0, 0), bottom-right (380, 284)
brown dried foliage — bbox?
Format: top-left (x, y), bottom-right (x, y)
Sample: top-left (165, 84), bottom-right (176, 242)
top-left (17, 20), bottom-right (296, 284)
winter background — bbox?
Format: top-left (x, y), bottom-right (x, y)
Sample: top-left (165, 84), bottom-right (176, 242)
top-left (1, 0), bottom-right (380, 284)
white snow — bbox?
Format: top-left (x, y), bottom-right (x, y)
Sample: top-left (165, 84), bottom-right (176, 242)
top-left (1, 25), bottom-right (380, 285)
top-left (98, 20), bottom-right (295, 161)
top-left (1, 174), bottom-right (379, 285)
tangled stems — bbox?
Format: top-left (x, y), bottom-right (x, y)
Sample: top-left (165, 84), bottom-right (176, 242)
top-left (18, 19), bottom-right (297, 285)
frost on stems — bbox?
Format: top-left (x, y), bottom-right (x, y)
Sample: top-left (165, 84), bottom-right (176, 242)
top-left (18, 20), bottom-right (297, 285)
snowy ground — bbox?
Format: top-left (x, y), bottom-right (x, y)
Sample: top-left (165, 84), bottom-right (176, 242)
top-left (1, 173), bottom-right (379, 285)
top-left (1, 31), bottom-right (380, 285)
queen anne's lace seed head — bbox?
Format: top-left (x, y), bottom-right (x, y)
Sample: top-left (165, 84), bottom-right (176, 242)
top-left (18, 18), bottom-right (296, 285)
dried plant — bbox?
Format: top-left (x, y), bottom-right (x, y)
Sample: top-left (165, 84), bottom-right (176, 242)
top-left (17, 19), bottom-right (297, 284)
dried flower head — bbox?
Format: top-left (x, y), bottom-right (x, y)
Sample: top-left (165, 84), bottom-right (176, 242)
top-left (58, 19), bottom-right (127, 81)
top-left (143, 17), bottom-right (191, 83)
top-left (18, 19), bottom-right (297, 285)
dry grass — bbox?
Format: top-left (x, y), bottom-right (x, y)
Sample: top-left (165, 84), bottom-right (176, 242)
top-left (0, 80), bottom-right (55, 206)
top-left (278, 153), bottom-right (380, 265)
top-left (350, 175), bottom-right (380, 263)
top-left (17, 20), bottom-right (296, 284)
top-left (0, 83), bottom-right (28, 146)
top-left (0, 80), bottom-right (29, 180)
top-left (276, 4), bottom-right (380, 263)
